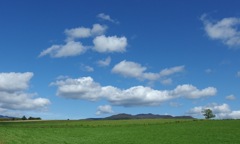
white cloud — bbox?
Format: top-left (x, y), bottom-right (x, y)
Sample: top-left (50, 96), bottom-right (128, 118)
top-left (93, 35), bottom-right (127, 53)
top-left (51, 77), bottom-right (103, 101)
top-left (81, 65), bottom-right (94, 72)
top-left (65, 27), bottom-right (91, 39)
top-left (97, 13), bottom-right (118, 23)
top-left (201, 14), bottom-right (240, 48)
top-left (112, 60), bottom-right (185, 82)
top-left (65, 24), bottom-right (107, 40)
top-left (171, 84), bottom-right (217, 99)
top-left (0, 72), bottom-right (33, 92)
top-left (226, 94), bottom-right (236, 100)
top-left (112, 60), bottom-right (147, 79)
top-left (188, 103), bottom-right (240, 119)
top-left (97, 56), bottom-right (111, 67)
top-left (96, 105), bottom-right (114, 115)
top-left (91, 24), bottom-right (108, 36)
top-left (159, 66), bottom-right (185, 77)
top-left (39, 24), bottom-right (108, 58)
top-left (39, 41), bottom-right (87, 58)
top-left (52, 76), bottom-right (216, 107)
top-left (0, 72), bottom-right (50, 111)
top-left (85, 66), bottom-right (94, 72)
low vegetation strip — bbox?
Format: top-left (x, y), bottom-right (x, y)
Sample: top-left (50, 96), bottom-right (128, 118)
top-left (0, 119), bottom-right (239, 144)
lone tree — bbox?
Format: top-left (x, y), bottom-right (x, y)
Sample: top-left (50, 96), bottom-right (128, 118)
top-left (202, 109), bottom-right (215, 119)
top-left (22, 115), bottom-right (27, 120)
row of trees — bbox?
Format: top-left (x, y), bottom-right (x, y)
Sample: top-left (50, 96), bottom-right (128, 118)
top-left (21, 116), bottom-right (41, 120)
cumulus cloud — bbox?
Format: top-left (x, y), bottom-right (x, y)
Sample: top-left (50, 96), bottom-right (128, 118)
top-left (97, 56), bottom-right (111, 67)
top-left (97, 13), bottom-right (118, 23)
top-left (226, 94), bottom-right (236, 100)
top-left (96, 105), bottom-right (114, 115)
top-left (39, 23), bottom-right (127, 58)
top-left (171, 84), bottom-right (216, 99)
top-left (188, 103), bottom-right (240, 119)
top-left (112, 60), bottom-right (184, 82)
top-left (112, 60), bottom-right (146, 79)
top-left (201, 14), bottom-right (240, 48)
top-left (51, 76), bottom-right (216, 107)
top-left (0, 72), bottom-right (33, 92)
top-left (51, 77), bottom-right (102, 101)
top-left (93, 35), bottom-right (127, 53)
top-left (0, 72), bottom-right (50, 111)
top-left (39, 41), bottom-right (87, 58)
top-left (65, 24), bottom-right (107, 40)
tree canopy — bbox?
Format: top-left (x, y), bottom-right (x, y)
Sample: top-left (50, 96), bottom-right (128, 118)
top-left (202, 109), bottom-right (215, 119)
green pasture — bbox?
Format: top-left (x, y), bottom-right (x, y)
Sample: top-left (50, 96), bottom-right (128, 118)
top-left (0, 119), bottom-right (239, 144)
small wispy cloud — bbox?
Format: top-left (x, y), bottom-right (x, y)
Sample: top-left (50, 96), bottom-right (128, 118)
top-left (226, 94), bottom-right (236, 100)
top-left (97, 56), bottom-right (111, 67)
top-left (97, 13), bottom-right (119, 24)
top-left (81, 64), bottom-right (94, 72)
top-left (39, 41), bottom-right (87, 58)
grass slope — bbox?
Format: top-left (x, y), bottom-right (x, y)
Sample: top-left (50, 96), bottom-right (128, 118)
top-left (0, 119), bottom-right (239, 144)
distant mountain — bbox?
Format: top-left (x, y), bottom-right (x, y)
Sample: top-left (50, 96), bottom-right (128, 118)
top-left (0, 115), bottom-right (14, 119)
top-left (105, 113), bottom-right (133, 120)
top-left (86, 113), bottom-right (194, 120)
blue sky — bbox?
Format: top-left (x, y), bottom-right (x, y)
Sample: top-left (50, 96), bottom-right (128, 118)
top-left (1, 0), bottom-right (240, 119)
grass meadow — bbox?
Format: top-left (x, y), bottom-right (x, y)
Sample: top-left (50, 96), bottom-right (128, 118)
top-left (0, 119), bottom-right (240, 144)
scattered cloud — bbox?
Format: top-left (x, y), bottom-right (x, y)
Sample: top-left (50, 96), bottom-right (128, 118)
top-left (65, 24), bottom-right (107, 41)
top-left (96, 105), bottom-right (114, 115)
top-left (0, 72), bottom-right (50, 111)
top-left (187, 103), bottom-right (240, 119)
top-left (97, 56), bottom-right (111, 67)
top-left (226, 94), bottom-right (236, 100)
top-left (39, 22), bottom-right (127, 58)
top-left (112, 60), bottom-right (184, 82)
top-left (39, 41), bottom-right (87, 58)
top-left (93, 35), bottom-right (127, 53)
top-left (201, 14), bottom-right (240, 48)
top-left (159, 66), bottom-right (185, 77)
top-left (81, 64), bottom-right (94, 72)
top-left (97, 13), bottom-right (118, 24)
top-left (51, 76), bottom-right (216, 107)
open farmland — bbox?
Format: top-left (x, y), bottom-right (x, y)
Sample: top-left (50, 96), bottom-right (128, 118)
top-left (0, 119), bottom-right (240, 144)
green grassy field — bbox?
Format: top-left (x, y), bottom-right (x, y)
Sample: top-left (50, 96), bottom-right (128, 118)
top-left (0, 119), bottom-right (240, 144)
